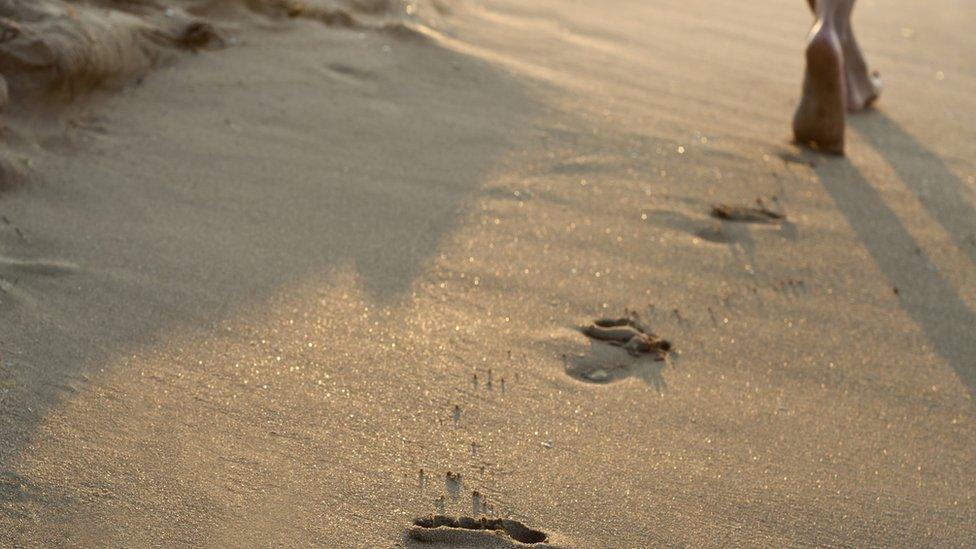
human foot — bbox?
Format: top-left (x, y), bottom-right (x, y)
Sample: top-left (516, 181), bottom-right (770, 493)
top-left (808, 0), bottom-right (881, 111)
top-left (793, 15), bottom-right (846, 154)
top-left (839, 20), bottom-right (881, 110)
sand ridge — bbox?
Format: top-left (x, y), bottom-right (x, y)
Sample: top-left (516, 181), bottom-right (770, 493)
top-left (0, 0), bottom-right (450, 104)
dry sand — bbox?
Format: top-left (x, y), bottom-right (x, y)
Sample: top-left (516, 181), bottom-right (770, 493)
top-left (1, 0), bottom-right (975, 546)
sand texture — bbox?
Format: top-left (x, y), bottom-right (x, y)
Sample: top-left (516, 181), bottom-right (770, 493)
top-left (1, 0), bottom-right (974, 546)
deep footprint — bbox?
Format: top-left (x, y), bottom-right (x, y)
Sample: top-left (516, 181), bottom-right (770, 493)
top-left (409, 515), bottom-right (548, 545)
top-left (581, 316), bottom-right (671, 359)
top-left (710, 201), bottom-right (785, 224)
top-left (567, 313), bottom-right (671, 387)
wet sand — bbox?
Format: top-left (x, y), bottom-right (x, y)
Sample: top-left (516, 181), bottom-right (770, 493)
top-left (1, 0), bottom-right (975, 546)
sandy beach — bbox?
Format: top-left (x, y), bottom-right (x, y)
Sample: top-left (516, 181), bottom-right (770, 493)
top-left (1, 0), bottom-right (974, 546)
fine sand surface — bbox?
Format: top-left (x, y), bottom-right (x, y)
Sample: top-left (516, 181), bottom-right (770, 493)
top-left (1, 0), bottom-right (975, 546)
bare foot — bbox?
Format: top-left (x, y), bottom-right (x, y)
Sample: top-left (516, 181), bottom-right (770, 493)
top-left (837, 8), bottom-right (881, 110)
top-left (793, 15), bottom-right (846, 154)
top-left (808, 0), bottom-right (881, 111)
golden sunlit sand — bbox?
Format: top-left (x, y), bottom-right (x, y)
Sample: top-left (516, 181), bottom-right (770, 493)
top-left (1, 0), bottom-right (974, 546)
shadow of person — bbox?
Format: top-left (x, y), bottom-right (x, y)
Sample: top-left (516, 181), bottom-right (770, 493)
top-left (809, 153), bottom-right (976, 398)
top-left (851, 112), bottom-right (976, 266)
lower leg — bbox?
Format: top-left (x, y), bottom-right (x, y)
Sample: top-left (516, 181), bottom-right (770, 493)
top-left (837, 0), bottom-right (881, 110)
top-left (793, 0), bottom-right (848, 153)
top-left (809, 0), bottom-right (880, 110)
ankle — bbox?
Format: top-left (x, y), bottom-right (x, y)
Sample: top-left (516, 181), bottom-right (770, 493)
top-left (813, 0), bottom-right (853, 21)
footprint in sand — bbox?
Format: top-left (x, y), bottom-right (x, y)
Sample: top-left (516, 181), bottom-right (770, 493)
top-left (710, 199), bottom-right (785, 224)
top-left (642, 205), bottom-right (796, 272)
top-left (565, 313), bottom-right (672, 388)
top-left (408, 515), bottom-right (551, 547)
top-left (703, 199), bottom-right (798, 268)
top-left (445, 471), bottom-right (462, 500)
top-left (581, 317), bottom-right (671, 358)
top-left (471, 490), bottom-right (489, 516)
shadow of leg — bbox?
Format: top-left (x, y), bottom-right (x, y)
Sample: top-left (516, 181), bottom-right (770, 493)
top-left (814, 156), bottom-right (976, 397)
top-left (852, 113), bottom-right (976, 266)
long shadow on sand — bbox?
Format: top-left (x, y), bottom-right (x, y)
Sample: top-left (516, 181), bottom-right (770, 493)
top-left (811, 144), bottom-right (976, 398)
top-left (851, 113), bottom-right (976, 266)
top-left (0, 28), bottom-right (538, 474)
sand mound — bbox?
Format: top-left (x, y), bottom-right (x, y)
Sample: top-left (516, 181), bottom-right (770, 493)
top-left (0, 0), bottom-right (449, 103)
